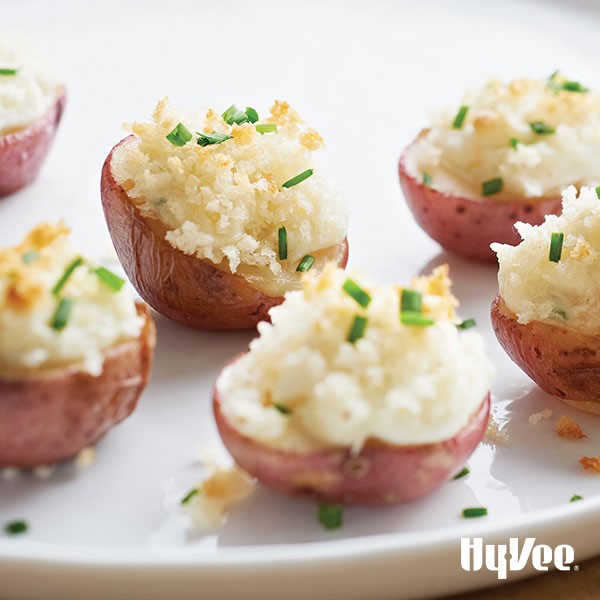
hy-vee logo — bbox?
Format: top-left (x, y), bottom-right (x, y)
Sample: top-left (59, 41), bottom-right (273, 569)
top-left (461, 537), bottom-right (575, 580)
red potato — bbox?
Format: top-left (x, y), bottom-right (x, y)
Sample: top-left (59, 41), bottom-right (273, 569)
top-left (491, 294), bottom-right (600, 416)
top-left (0, 88), bottom-right (66, 198)
top-left (100, 137), bottom-right (349, 331)
top-left (398, 134), bottom-right (562, 262)
top-left (214, 363), bottom-right (490, 507)
top-left (0, 303), bottom-right (155, 468)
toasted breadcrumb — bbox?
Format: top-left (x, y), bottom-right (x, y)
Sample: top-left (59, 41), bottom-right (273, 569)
top-left (32, 465), bottom-right (55, 480)
top-left (579, 456), bottom-right (600, 473)
top-left (556, 415), bottom-right (587, 440)
top-left (528, 408), bottom-right (552, 426)
top-left (74, 447), bottom-right (95, 469)
top-left (1, 467), bottom-right (21, 481)
top-left (484, 414), bottom-right (509, 446)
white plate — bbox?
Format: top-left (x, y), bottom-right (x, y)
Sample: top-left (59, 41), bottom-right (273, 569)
top-left (2, 1), bottom-right (600, 598)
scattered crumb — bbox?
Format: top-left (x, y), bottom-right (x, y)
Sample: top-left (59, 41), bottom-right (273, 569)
top-left (1, 467), bottom-right (21, 481)
top-left (182, 465), bottom-right (255, 530)
top-left (32, 465), bottom-right (55, 480)
top-left (484, 414), bottom-right (509, 446)
top-left (528, 408), bottom-right (552, 426)
top-left (579, 456), bottom-right (600, 473)
top-left (74, 447), bottom-right (95, 469)
top-left (555, 415), bottom-right (587, 440)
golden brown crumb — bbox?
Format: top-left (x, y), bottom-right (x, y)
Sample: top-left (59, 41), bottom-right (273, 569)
top-left (75, 447), bottom-right (95, 469)
top-left (579, 456), bottom-right (600, 473)
top-left (484, 414), bottom-right (509, 446)
top-left (299, 129), bottom-right (324, 150)
top-left (528, 408), bottom-right (552, 426)
top-left (556, 415), bottom-right (587, 439)
top-left (569, 239), bottom-right (592, 260)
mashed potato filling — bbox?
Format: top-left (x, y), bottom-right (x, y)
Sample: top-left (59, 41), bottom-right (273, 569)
top-left (0, 34), bottom-right (61, 135)
top-left (0, 223), bottom-right (144, 377)
top-left (111, 99), bottom-right (347, 284)
top-left (406, 75), bottom-right (600, 200)
top-left (493, 186), bottom-right (600, 334)
top-left (218, 265), bottom-right (493, 452)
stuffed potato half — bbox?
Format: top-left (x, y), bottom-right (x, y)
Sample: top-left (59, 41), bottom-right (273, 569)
top-left (214, 265), bottom-right (493, 506)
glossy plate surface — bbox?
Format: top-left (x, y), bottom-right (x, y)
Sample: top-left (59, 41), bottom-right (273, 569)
top-left (2, 1), bottom-right (600, 598)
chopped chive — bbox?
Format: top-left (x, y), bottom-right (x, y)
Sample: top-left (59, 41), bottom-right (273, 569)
top-left (245, 107), bottom-right (259, 123)
top-left (4, 520), bottom-right (27, 535)
top-left (166, 122), bottom-right (192, 147)
top-left (256, 123), bottom-right (277, 134)
top-left (0, 68), bottom-right (17, 76)
top-left (50, 298), bottom-right (74, 331)
top-left (457, 318), bottom-right (477, 330)
top-left (453, 467), bottom-right (470, 480)
top-left (296, 255), bottom-right (315, 272)
top-left (94, 267), bottom-right (125, 292)
top-left (549, 232), bottom-right (564, 263)
top-left (482, 177), bottom-right (503, 197)
top-left (596, 186), bottom-right (600, 199)
top-left (221, 104), bottom-right (247, 125)
top-left (401, 289), bottom-right (422, 313)
top-left (342, 279), bottom-right (371, 308)
top-left (401, 312), bottom-right (435, 327)
top-left (462, 507), bottom-right (487, 518)
top-left (278, 226), bottom-right (288, 261)
top-left (274, 403), bottom-right (292, 415)
top-left (318, 503), bottom-right (343, 530)
top-left (196, 131), bottom-right (233, 147)
top-left (548, 70), bottom-right (559, 82)
top-left (282, 169), bottom-right (314, 189)
top-left (510, 138), bottom-right (519, 148)
top-left (51, 257), bottom-right (83, 296)
top-left (180, 488), bottom-right (199, 505)
top-left (452, 105), bottom-right (469, 129)
top-left (530, 121), bottom-right (555, 135)
top-left (21, 251), bottom-right (38, 264)
top-left (347, 315), bottom-right (368, 343)
top-left (570, 494), bottom-right (583, 502)
top-left (422, 171), bottom-right (433, 186)
top-left (561, 81), bottom-right (588, 93)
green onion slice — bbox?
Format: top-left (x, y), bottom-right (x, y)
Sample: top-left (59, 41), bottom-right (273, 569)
top-left (282, 169), bottom-right (314, 189)
top-left (245, 107), bottom-right (259, 123)
top-left (52, 257), bottom-right (83, 296)
top-left (422, 171), bottom-right (433, 186)
top-left (221, 105), bottom-right (247, 125)
top-left (452, 105), bottom-right (469, 129)
top-left (296, 255), bottom-right (315, 272)
top-left (196, 131), bottom-right (232, 147)
top-left (595, 186), bottom-right (600, 199)
top-left (462, 507), bottom-right (488, 518)
top-left (278, 226), bottom-right (288, 261)
top-left (4, 520), bottom-right (27, 535)
top-left (401, 311), bottom-right (434, 327)
top-left (570, 494), bottom-right (583, 502)
top-left (530, 121), bottom-right (555, 135)
top-left (342, 279), bottom-right (371, 308)
top-left (457, 318), bottom-right (477, 330)
top-left (453, 467), bottom-right (470, 480)
top-left (347, 315), bottom-right (368, 343)
top-left (509, 138), bottom-right (519, 148)
top-left (0, 68), bottom-right (17, 76)
top-left (274, 403), bottom-right (292, 415)
top-left (401, 289), bottom-right (422, 313)
top-left (256, 123), bottom-right (277, 134)
top-left (21, 251), bottom-right (38, 264)
top-left (94, 267), bottom-right (125, 292)
top-left (180, 488), bottom-right (199, 505)
top-left (560, 80), bottom-right (588, 93)
top-left (318, 503), bottom-right (343, 530)
top-left (482, 177), bottom-right (503, 197)
top-left (549, 232), bottom-right (564, 263)
top-left (50, 298), bottom-right (74, 331)
top-left (166, 123), bottom-right (192, 147)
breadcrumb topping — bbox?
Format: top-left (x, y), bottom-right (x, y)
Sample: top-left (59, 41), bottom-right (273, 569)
top-left (528, 408), bottom-right (552, 425)
top-left (579, 456), bottom-right (600, 473)
top-left (555, 415), bottom-right (587, 440)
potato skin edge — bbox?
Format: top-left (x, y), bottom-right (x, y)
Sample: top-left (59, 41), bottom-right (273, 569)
top-left (100, 137), bottom-right (349, 331)
top-left (491, 294), bottom-right (600, 415)
top-left (213, 358), bottom-right (490, 507)
top-left (0, 303), bottom-right (155, 468)
top-left (398, 135), bottom-right (562, 262)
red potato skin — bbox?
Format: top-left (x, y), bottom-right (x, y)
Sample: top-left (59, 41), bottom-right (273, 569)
top-left (0, 88), bottom-right (66, 198)
top-left (492, 294), bottom-right (600, 416)
top-left (214, 368), bottom-right (490, 506)
top-left (100, 137), bottom-right (349, 331)
top-left (0, 303), bottom-right (155, 468)
top-left (398, 137), bottom-right (562, 262)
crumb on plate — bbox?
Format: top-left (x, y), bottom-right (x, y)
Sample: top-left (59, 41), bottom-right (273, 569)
top-left (579, 456), bottom-right (600, 473)
top-left (528, 408), bottom-right (552, 426)
top-left (556, 415), bottom-right (587, 440)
